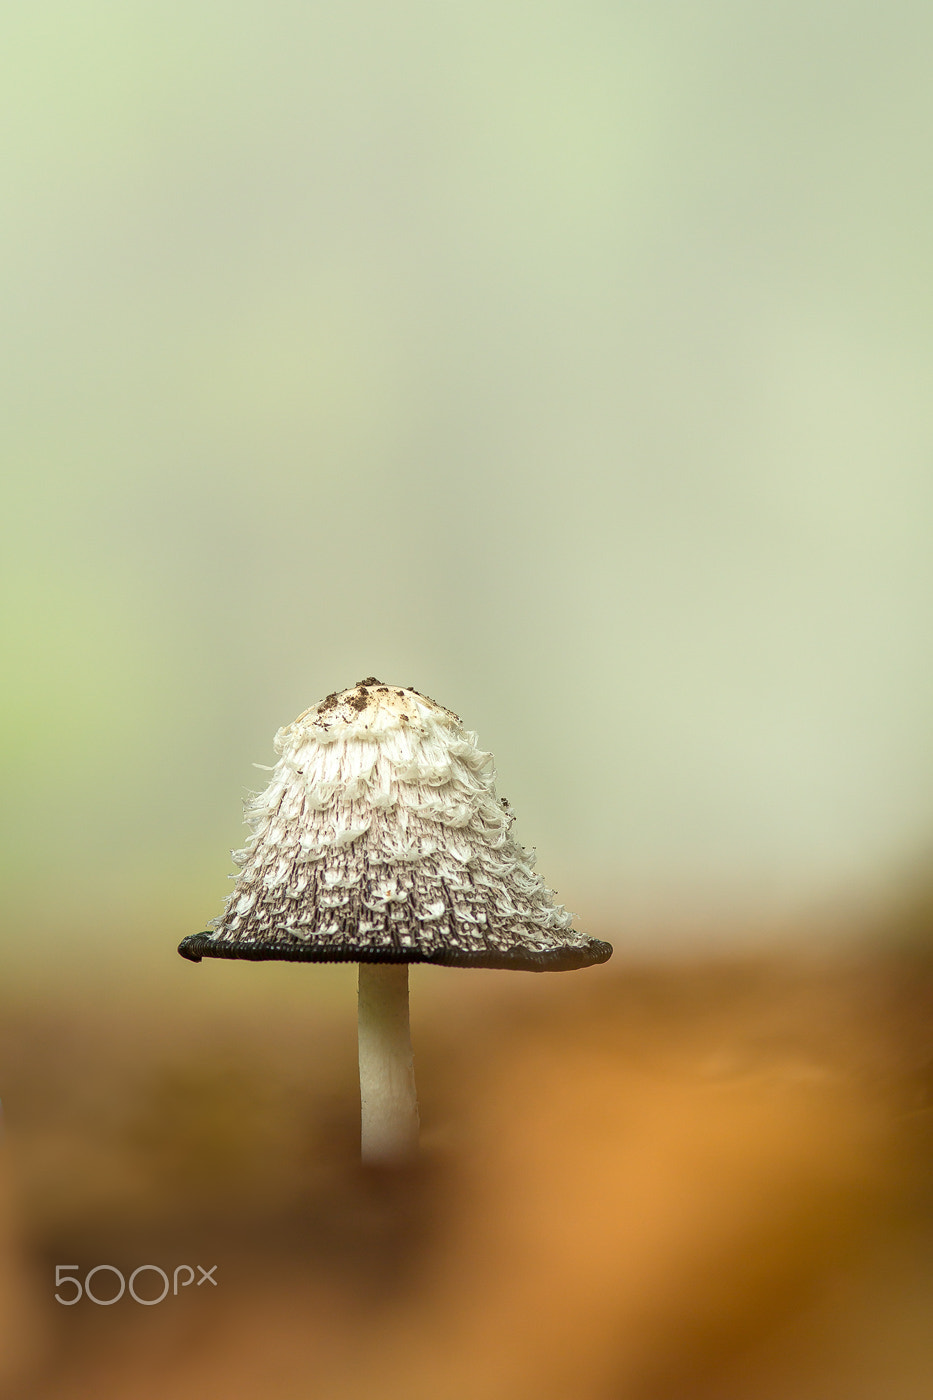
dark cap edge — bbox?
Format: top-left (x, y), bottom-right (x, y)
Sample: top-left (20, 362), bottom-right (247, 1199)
top-left (178, 932), bottom-right (613, 973)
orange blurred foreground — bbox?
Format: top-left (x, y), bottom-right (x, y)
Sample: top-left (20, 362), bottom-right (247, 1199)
top-left (1, 950), bottom-right (931, 1400)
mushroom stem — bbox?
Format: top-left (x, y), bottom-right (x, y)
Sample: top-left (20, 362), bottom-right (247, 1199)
top-left (357, 963), bottom-right (419, 1163)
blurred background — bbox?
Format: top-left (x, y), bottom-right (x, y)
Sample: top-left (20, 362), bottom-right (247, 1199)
top-left (2, 3), bottom-right (933, 1397)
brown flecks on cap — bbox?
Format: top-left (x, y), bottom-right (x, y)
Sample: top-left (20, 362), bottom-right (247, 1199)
top-left (312, 680), bottom-right (462, 726)
top-left (404, 685), bottom-right (462, 722)
top-left (316, 691), bottom-right (340, 718)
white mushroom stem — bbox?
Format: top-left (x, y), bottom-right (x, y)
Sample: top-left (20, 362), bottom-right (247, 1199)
top-left (357, 963), bottom-right (419, 1163)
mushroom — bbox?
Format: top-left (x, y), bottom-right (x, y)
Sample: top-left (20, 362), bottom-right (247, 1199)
top-left (179, 679), bottom-right (612, 1162)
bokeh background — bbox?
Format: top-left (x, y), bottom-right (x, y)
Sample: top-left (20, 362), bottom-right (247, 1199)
top-left (2, 4), bottom-right (933, 1398)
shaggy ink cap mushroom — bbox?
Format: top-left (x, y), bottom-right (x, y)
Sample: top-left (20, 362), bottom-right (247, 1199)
top-left (179, 680), bottom-right (612, 1161)
top-left (179, 679), bottom-right (612, 971)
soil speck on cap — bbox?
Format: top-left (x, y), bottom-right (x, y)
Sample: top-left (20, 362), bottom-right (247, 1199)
top-left (312, 680), bottom-right (460, 725)
top-left (314, 691), bottom-right (342, 723)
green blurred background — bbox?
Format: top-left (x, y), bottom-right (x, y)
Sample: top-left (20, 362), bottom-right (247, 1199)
top-left (4, 11), bottom-right (933, 1398)
top-left (3, 0), bottom-right (933, 976)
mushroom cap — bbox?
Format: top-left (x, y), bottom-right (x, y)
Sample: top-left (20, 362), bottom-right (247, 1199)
top-left (179, 679), bottom-right (612, 972)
